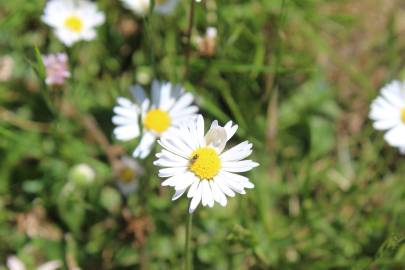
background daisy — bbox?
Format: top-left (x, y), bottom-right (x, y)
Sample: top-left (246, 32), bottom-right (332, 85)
top-left (154, 115), bottom-right (259, 213)
top-left (112, 80), bottom-right (198, 159)
top-left (121, 0), bottom-right (180, 16)
top-left (42, 0), bottom-right (105, 46)
top-left (369, 80), bottom-right (405, 152)
top-left (116, 156), bottom-right (143, 196)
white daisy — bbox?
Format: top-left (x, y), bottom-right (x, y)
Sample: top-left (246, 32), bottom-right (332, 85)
top-left (112, 80), bottom-right (198, 159)
top-left (7, 256), bottom-right (61, 270)
top-left (369, 80), bottom-right (405, 152)
top-left (121, 0), bottom-right (180, 16)
top-left (42, 0), bottom-right (105, 47)
top-left (154, 115), bottom-right (259, 213)
top-left (116, 156), bottom-right (143, 195)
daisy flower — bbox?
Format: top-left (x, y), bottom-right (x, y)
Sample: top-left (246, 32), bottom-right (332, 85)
top-left (42, 0), bottom-right (105, 47)
top-left (112, 80), bottom-right (198, 159)
top-left (369, 80), bottom-right (405, 153)
top-left (116, 156), bottom-right (143, 195)
top-left (7, 256), bottom-right (61, 270)
top-left (42, 53), bottom-right (70, 86)
top-left (121, 0), bottom-right (180, 16)
top-left (154, 115), bottom-right (259, 213)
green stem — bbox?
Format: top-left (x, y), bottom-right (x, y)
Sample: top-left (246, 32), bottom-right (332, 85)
top-left (184, 208), bottom-right (193, 270)
top-left (184, 0), bottom-right (196, 79)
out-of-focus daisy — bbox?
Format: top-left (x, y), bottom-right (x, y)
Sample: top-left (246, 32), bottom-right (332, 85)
top-left (42, 0), bottom-right (105, 46)
top-left (112, 80), bottom-right (198, 159)
top-left (369, 80), bottom-right (405, 153)
top-left (194, 27), bottom-right (218, 57)
top-left (0, 56), bottom-right (14, 81)
top-left (7, 256), bottom-right (61, 270)
top-left (116, 156), bottom-right (143, 195)
top-left (154, 115), bottom-right (259, 213)
top-left (121, 0), bottom-right (179, 16)
top-left (42, 53), bottom-right (70, 86)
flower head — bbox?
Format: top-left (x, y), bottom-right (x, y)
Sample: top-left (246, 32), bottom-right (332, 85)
top-left (7, 256), bottom-right (61, 270)
top-left (42, 0), bottom-right (105, 46)
top-left (112, 80), bottom-right (198, 159)
top-left (195, 27), bottom-right (218, 57)
top-left (42, 53), bottom-right (70, 86)
top-left (116, 156), bottom-right (143, 195)
top-left (121, 0), bottom-right (180, 16)
top-left (369, 80), bottom-right (405, 153)
top-left (0, 56), bottom-right (14, 81)
top-left (154, 115), bottom-right (259, 213)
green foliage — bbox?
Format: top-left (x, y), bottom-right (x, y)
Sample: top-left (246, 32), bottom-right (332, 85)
top-left (1, 0), bottom-right (405, 269)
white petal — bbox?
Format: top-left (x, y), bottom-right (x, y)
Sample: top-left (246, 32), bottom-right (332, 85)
top-left (210, 180), bottom-right (227, 206)
top-left (133, 132), bottom-right (156, 159)
top-left (215, 176), bottom-right (235, 197)
top-left (7, 256), bottom-right (26, 270)
top-left (187, 179), bottom-right (200, 198)
top-left (113, 106), bottom-right (138, 118)
top-left (169, 92), bottom-right (194, 114)
top-left (220, 141), bottom-right (253, 162)
top-left (201, 180), bottom-right (214, 207)
top-left (196, 115), bottom-right (205, 147)
top-left (112, 115), bottom-right (135, 125)
top-left (158, 137), bottom-right (190, 159)
top-left (161, 172), bottom-right (188, 186)
top-left (151, 80), bottom-right (161, 107)
top-left (158, 167), bottom-right (188, 178)
top-left (224, 121), bottom-right (238, 141)
top-left (172, 188), bottom-right (187, 201)
top-left (384, 125), bottom-right (405, 147)
top-left (37, 261), bottom-right (62, 270)
top-left (174, 173), bottom-right (198, 191)
top-left (222, 160), bottom-right (259, 173)
top-left (189, 183), bottom-right (203, 213)
top-left (113, 124), bottom-right (140, 141)
top-left (130, 84), bottom-right (147, 104)
top-left (220, 171), bottom-right (254, 189)
top-left (153, 157), bottom-right (189, 167)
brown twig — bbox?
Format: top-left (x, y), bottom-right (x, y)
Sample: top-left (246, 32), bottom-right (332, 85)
top-left (0, 107), bottom-right (50, 132)
top-left (60, 100), bottom-right (123, 174)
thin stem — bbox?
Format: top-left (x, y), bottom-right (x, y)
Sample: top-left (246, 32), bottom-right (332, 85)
top-left (184, 0), bottom-right (196, 79)
top-left (184, 208), bottom-right (193, 270)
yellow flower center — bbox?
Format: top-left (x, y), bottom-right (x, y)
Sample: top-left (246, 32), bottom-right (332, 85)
top-left (119, 167), bottom-right (136, 183)
top-left (64, 15), bottom-right (83, 33)
top-left (402, 107), bottom-right (405, 124)
top-left (189, 147), bottom-right (221, 180)
top-left (143, 109), bottom-right (171, 133)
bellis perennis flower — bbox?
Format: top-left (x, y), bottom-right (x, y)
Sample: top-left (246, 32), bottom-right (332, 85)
top-left (116, 156), bottom-right (143, 196)
top-left (7, 256), bottom-right (61, 270)
top-left (42, 0), bottom-right (105, 46)
top-left (112, 80), bottom-right (198, 159)
top-left (121, 0), bottom-right (180, 16)
top-left (154, 115), bottom-right (259, 213)
top-left (369, 80), bottom-right (405, 154)
top-left (43, 53), bottom-right (70, 86)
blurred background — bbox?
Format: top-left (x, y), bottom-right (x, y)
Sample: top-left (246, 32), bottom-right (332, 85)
top-left (1, 0), bottom-right (405, 269)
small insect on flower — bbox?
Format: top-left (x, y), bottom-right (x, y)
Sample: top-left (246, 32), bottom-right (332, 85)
top-left (116, 156), bottom-right (144, 196)
top-left (112, 80), bottom-right (198, 159)
top-left (121, 0), bottom-right (180, 16)
top-left (42, 53), bottom-right (70, 86)
top-left (41, 0), bottom-right (105, 47)
top-left (154, 115), bottom-right (259, 213)
top-left (369, 80), bottom-right (405, 153)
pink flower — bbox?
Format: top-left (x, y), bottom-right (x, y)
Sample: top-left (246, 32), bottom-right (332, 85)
top-left (42, 53), bottom-right (71, 86)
